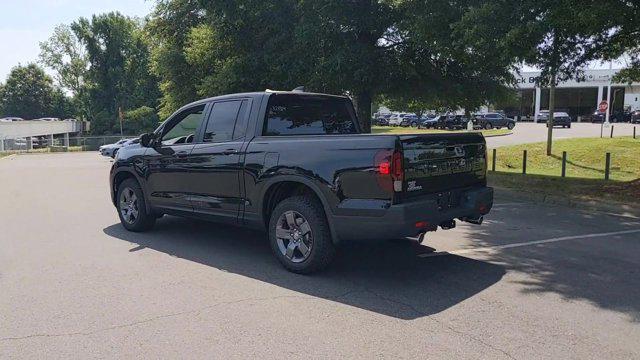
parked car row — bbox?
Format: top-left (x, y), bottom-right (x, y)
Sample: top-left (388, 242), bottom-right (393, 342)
top-left (534, 111), bottom-right (572, 128)
top-left (8, 136), bottom-right (51, 149)
top-left (376, 112), bottom-right (518, 131)
top-left (589, 108), bottom-right (638, 123)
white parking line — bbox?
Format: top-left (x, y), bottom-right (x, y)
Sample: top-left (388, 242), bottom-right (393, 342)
top-left (418, 229), bottom-right (640, 258)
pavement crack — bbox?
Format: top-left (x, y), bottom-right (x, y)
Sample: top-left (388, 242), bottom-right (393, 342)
top-left (362, 287), bottom-right (517, 360)
top-left (0, 294), bottom-right (314, 342)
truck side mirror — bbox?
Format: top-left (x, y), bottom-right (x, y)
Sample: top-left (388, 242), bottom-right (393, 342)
top-left (140, 133), bottom-right (155, 147)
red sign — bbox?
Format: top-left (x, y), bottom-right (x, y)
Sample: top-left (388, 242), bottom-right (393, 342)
top-left (599, 100), bottom-right (608, 112)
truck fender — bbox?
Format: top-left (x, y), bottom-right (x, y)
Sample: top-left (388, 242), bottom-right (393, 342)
top-left (259, 175), bottom-right (341, 244)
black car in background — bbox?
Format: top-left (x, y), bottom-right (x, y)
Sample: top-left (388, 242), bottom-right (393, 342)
top-left (437, 115), bottom-right (470, 130)
top-left (590, 109), bottom-right (631, 123)
top-left (546, 112), bottom-right (572, 128)
top-left (474, 113), bottom-right (516, 130)
top-left (632, 110), bottom-right (640, 124)
top-left (419, 114), bottom-right (438, 129)
top-left (401, 114), bottom-right (421, 127)
top-left (374, 113), bottom-right (392, 126)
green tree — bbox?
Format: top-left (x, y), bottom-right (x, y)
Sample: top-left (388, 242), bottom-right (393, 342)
top-left (460, 0), bottom-right (625, 155)
top-left (0, 64), bottom-right (56, 119)
top-left (147, 0), bottom-right (531, 133)
top-left (576, 2), bottom-right (640, 83)
top-left (39, 24), bottom-right (89, 119)
top-left (123, 106), bottom-right (161, 134)
top-left (72, 12), bottom-right (160, 134)
top-left (147, 0), bottom-right (205, 119)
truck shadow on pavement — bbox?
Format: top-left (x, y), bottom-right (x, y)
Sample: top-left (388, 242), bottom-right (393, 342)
top-left (103, 216), bottom-right (505, 320)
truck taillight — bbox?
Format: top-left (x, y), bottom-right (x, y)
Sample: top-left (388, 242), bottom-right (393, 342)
top-left (375, 149), bottom-right (403, 193)
top-left (392, 151), bottom-right (403, 180)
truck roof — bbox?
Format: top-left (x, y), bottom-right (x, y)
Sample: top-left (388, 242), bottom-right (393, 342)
top-left (179, 91), bottom-right (350, 112)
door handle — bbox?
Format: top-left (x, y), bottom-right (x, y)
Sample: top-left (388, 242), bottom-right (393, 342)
top-left (175, 151), bottom-right (189, 158)
top-left (221, 149), bottom-right (238, 155)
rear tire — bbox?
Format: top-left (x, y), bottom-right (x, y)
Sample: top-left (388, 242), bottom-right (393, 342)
top-left (507, 122), bottom-right (515, 130)
top-left (117, 178), bottom-right (155, 232)
top-left (484, 123), bottom-right (493, 130)
top-left (268, 196), bottom-right (336, 274)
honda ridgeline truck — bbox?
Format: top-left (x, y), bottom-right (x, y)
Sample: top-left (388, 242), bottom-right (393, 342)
top-left (110, 90), bottom-right (493, 273)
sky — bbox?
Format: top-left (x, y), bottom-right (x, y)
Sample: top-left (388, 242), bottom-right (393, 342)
top-left (0, 1), bottom-right (629, 83)
top-left (0, 0), bottom-right (155, 80)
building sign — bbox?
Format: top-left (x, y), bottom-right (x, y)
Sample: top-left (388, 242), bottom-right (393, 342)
top-left (515, 69), bottom-right (623, 89)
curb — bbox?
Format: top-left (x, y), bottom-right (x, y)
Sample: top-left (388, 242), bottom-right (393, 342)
top-left (494, 186), bottom-right (640, 219)
top-left (0, 154), bottom-right (17, 161)
top-left (483, 131), bottom-right (513, 138)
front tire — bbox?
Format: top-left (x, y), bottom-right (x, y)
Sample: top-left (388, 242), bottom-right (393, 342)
top-left (484, 122), bottom-right (493, 130)
top-left (268, 196), bottom-right (336, 274)
top-left (117, 178), bottom-right (155, 232)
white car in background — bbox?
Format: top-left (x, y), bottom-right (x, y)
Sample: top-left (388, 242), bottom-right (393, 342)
top-left (99, 138), bottom-right (139, 158)
top-left (0, 117), bottom-right (24, 122)
top-left (388, 113), bottom-right (409, 126)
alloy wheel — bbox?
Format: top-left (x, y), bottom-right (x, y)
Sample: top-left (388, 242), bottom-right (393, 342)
top-left (119, 187), bottom-right (139, 224)
top-left (275, 211), bottom-right (313, 263)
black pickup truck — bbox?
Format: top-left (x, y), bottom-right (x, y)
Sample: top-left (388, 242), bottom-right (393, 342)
top-left (110, 90), bottom-right (493, 273)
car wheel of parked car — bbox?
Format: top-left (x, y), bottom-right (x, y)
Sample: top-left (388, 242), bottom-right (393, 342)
top-left (411, 122), bottom-right (418, 128)
top-left (269, 195), bottom-right (336, 274)
top-left (507, 122), bottom-right (515, 130)
top-left (484, 123), bottom-right (493, 130)
top-left (117, 178), bottom-right (156, 232)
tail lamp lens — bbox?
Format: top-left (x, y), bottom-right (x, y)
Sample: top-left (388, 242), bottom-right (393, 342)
top-left (375, 149), bottom-right (403, 193)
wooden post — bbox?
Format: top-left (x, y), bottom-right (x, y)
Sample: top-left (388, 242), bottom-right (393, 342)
top-left (522, 150), bottom-right (527, 175)
top-left (605, 152), bottom-right (611, 180)
top-left (610, 125), bottom-right (614, 138)
top-left (561, 151), bottom-right (567, 177)
top-left (492, 149), bottom-right (496, 172)
top-left (634, 126), bottom-right (636, 139)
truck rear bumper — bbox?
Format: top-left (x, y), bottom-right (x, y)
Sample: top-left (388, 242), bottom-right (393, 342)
top-left (331, 186), bottom-right (493, 241)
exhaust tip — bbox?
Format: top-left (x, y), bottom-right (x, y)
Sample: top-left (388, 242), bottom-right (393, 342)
top-left (439, 220), bottom-right (456, 230)
top-left (463, 216), bottom-right (483, 225)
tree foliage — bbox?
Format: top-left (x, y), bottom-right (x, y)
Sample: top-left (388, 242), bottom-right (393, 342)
top-left (147, 0), bottom-right (519, 131)
top-left (147, 0), bottom-right (205, 119)
top-left (0, 64), bottom-right (74, 119)
top-left (72, 12), bottom-right (160, 134)
top-left (39, 25), bottom-right (90, 119)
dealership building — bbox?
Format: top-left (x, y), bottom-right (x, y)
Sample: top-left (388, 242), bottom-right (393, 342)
top-left (506, 69), bottom-right (640, 121)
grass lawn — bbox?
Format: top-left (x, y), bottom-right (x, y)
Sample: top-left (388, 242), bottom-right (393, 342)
top-left (372, 126), bottom-right (511, 137)
top-left (491, 137), bottom-right (640, 181)
top-left (489, 137), bottom-right (640, 204)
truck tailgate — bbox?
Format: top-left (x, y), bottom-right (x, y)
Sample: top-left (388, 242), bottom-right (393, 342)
top-left (399, 133), bottom-right (487, 199)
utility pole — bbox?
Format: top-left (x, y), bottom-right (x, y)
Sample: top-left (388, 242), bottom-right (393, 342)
top-left (118, 106), bottom-right (124, 138)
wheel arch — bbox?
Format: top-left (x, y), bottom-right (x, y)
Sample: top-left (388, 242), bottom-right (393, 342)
top-left (259, 176), bottom-right (339, 244)
top-left (111, 169), bottom-right (151, 213)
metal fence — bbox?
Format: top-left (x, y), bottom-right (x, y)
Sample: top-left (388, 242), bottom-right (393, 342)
top-left (0, 135), bottom-right (137, 152)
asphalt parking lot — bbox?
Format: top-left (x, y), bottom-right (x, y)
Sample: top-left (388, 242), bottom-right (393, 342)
top-left (487, 122), bottom-right (638, 147)
top-left (1, 152), bottom-right (640, 359)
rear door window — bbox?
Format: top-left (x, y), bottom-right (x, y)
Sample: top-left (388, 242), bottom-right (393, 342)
top-left (203, 100), bottom-right (243, 143)
top-left (263, 94), bottom-right (358, 136)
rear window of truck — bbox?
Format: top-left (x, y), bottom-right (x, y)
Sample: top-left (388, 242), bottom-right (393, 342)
top-left (263, 94), bottom-right (358, 136)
